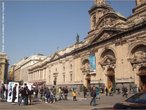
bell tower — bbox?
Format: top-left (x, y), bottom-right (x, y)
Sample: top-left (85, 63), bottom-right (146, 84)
top-left (89, 0), bottom-right (113, 31)
top-left (133, 0), bottom-right (146, 16)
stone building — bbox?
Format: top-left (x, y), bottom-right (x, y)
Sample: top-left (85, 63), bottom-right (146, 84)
top-left (12, 54), bottom-right (46, 83)
top-left (0, 52), bottom-right (9, 84)
top-left (28, 0), bottom-right (146, 91)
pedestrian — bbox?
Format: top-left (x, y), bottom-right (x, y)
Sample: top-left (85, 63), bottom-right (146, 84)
top-left (34, 86), bottom-right (38, 99)
top-left (18, 86), bottom-right (25, 106)
top-left (96, 86), bottom-right (100, 100)
top-left (52, 86), bottom-right (57, 101)
top-left (40, 86), bottom-right (44, 101)
top-left (64, 86), bottom-right (68, 100)
top-left (44, 87), bottom-right (50, 103)
top-left (28, 86), bottom-right (34, 105)
top-left (58, 87), bottom-right (63, 100)
top-left (23, 83), bottom-right (29, 105)
top-left (49, 88), bottom-right (54, 103)
top-left (1, 83), bottom-right (6, 99)
top-left (109, 86), bottom-right (113, 96)
top-left (122, 86), bottom-right (128, 98)
top-left (83, 86), bottom-right (87, 98)
top-left (90, 86), bottom-right (96, 106)
top-left (105, 87), bottom-right (108, 96)
top-left (72, 89), bottom-right (77, 101)
top-left (12, 84), bottom-right (17, 104)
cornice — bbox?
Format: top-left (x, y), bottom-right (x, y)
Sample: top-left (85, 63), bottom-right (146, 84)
top-left (73, 20), bottom-right (146, 54)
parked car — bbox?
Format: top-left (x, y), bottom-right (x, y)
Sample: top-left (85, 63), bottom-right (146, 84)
top-left (113, 91), bottom-right (146, 109)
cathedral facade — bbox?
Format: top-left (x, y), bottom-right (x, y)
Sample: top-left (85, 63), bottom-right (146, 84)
top-left (28, 0), bottom-right (146, 91)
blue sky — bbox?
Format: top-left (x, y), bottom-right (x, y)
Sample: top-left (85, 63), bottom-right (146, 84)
top-left (0, 0), bottom-right (136, 65)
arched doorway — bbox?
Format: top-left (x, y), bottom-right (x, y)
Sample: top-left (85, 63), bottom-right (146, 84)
top-left (138, 66), bottom-right (146, 91)
top-left (107, 68), bottom-right (115, 91)
top-left (81, 59), bottom-right (91, 89)
top-left (99, 49), bottom-right (116, 91)
top-left (129, 44), bottom-right (146, 91)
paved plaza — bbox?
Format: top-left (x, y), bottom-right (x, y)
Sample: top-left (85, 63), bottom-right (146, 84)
top-left (0, 93), bottom-right (130, 110)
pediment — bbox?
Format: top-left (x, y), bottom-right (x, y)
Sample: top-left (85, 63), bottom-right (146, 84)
top-left (90, 28), bottom-right (121, 44)
top-left (50, 52), bottom-right (60, 61)
top-left (95, 12), bottom-right (126, 30)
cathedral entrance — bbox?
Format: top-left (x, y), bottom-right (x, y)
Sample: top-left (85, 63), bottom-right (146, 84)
top-left (85, 74), bottom-right (91, 90)
top-left (138, 66), bottom-right (146, 91)
top-left (107, 68), bottom-right (115, 91)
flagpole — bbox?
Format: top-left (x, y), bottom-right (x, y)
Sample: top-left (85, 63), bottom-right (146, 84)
top-left (2, 1), bottom-right (5, 52)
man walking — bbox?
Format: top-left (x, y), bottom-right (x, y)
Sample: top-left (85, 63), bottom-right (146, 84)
top-left (90, 86), bottom-right (97, 106)
top-left (12, 84), bottom-right (17, 104)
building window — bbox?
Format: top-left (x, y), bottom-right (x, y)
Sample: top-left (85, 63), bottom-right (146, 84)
top-left (70, 74), bottom-right (72, 81)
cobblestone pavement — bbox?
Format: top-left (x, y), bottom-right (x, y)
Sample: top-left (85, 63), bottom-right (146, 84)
top-left (0, 93), bottom-right (130, 110)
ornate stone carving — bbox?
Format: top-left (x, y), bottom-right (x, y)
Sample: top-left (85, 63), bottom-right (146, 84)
top-left (104, 18), bottom-right (115, 27)
top-left (94, 0), bottom-right (106, 5)
top-left (130, 51), bottom-right (146, 64)
top-left (136, 0), bottom-right (146, 6)
top-left (96, 16), bottom-right (118, 30)
top-left (98, 32), bottom-right (110, 41)
top-left (99, 55), bottom-right (116, 68)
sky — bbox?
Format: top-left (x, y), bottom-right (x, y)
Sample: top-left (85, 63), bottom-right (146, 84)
top-left (0, 0), bottom-right (136, 66)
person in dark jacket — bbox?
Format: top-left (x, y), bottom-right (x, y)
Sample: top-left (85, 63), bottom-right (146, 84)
top-left (18, 86), bottom-right (25, 105)
top-left (12, 84), bottom-right (17, 104)
top-left (1, 83), bottom-right (6, 99)
top-left (23, 83), bottom-right (29, 105)
top-left (64, 86), bottom-right (68, 100)
top-left (44, 87), bottom-right (50, 103)
top-left (83, 86), bottom-right (87, 98)
top-left (90, 86), bottom-right (97, 106)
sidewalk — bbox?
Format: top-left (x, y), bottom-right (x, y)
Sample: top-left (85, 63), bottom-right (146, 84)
top-left (67, 92), bottom-right (129, 108)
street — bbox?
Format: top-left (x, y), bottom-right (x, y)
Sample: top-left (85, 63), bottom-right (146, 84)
top-left (0, 93), bottom-right (129, 110)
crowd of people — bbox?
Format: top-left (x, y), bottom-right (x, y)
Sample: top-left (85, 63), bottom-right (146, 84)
top-left (0, 82), bottom-right (142, 107)
top-left (18, 84), bottom-right (71, 105)
top-left (0, 83), bottom-right (72, 105)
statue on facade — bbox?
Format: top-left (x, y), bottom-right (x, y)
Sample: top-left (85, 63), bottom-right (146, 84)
top-left (76, 34), bottom-right (79, 43)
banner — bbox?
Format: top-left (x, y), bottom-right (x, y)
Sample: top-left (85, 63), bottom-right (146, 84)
top-left (7, 82), bottom-right (19, 102)
top-left (89, 54), bottom-right (96, 74)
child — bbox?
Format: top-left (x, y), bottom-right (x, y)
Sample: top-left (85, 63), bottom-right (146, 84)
top-left (72, 90), bottom-right (77, 101)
